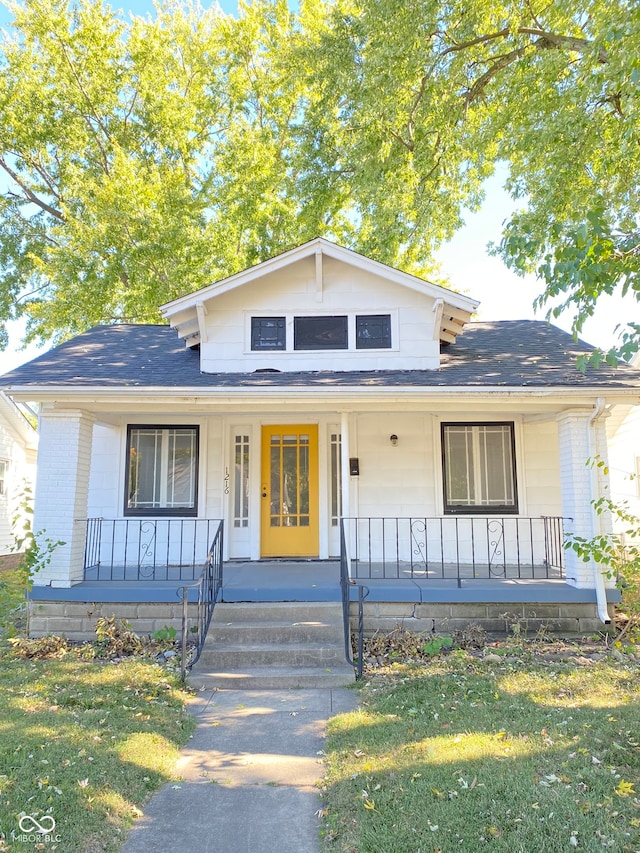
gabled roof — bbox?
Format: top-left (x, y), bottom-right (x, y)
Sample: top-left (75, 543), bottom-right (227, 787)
top-left (160, 238), bottom-right (479, 347)
top-left (2, 321), bottom-right (639, 393)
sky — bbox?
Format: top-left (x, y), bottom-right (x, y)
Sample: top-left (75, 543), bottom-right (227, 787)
top-left (0, 0), bottom-right (633, 373)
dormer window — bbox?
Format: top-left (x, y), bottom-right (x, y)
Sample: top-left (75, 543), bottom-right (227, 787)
top-left (294, 316), bottom-right (348, 350)
top-left (248, 313), bottom-right (394, 353)
top-left (356, 314), bottom-right (391, 349)
top-left (251, 317), bottom-right (286, 351)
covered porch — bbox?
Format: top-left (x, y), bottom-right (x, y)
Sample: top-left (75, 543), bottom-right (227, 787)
top-left (32, 513), bottom-right (613, 607)
top-left (27, 515), bottom-right (618, 650)
top-left (80, 514), bottom-right (567, 584)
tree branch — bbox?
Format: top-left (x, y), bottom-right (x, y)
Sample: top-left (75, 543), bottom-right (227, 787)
top-left (440, 25), bottom-right (608, 63)
top-left (464, 46), bottom-right (528, 105)
top-left (0, 158), bottom-right (65, 220)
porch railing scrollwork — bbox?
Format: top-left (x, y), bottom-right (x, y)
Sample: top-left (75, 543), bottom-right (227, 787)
top-left (343, 515), bottom-right (569, 583)
top-left (83, 518), bottom-right (221, 581)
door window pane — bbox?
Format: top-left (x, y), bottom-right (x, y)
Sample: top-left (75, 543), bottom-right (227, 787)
top-left (268, 432), bottom-right (311, 527)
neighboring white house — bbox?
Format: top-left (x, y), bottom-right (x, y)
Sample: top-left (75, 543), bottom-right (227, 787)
top-left (607, 352), bottom-right (640, 530)
top-left (0, 391), bottom-right (38, 556)
top-left (1, 238), bottom-right (640, 638)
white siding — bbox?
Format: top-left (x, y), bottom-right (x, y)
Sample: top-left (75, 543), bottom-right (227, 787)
top-left (0, 420), bottom-right (35, 556)
top-left (199, 256), bottom-right (441, 373)
top-left (87, 423), bottom-right (122, 518)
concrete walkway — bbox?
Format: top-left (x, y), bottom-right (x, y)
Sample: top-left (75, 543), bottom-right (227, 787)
top-left (119, 687), bottom-right (359, 853)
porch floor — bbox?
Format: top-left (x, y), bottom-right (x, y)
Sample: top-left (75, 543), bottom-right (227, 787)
top-left (30, 560), bottom-right (620, 605)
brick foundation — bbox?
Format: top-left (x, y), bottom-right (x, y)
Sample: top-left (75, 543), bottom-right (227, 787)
top-left (28, 600), bottom-right (197, 641)
top-left (350, 600), bottom-right (615, 638)
top-left (29, 598), bottom-right (614, 643)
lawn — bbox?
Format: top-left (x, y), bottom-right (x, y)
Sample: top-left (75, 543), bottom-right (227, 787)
top-left (0, 564), bottom-right (195, 853)
top-left (0, 650), bottom-right (195, 853)
top-left (321, 649), bottom-right (640, 853)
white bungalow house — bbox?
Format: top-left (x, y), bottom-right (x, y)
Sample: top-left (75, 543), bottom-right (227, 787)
top-left (2, 238), bottom-right (640, 653)
top-left (0, 391), bottom-right (37, 556)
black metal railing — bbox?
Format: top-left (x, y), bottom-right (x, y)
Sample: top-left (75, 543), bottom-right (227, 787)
top-left (178, 520), bottom-right (224, 681)
top-left (340, 518), bottom-right (368, 679)
top-left (83, 518), bottom-right (221, 581)
top-left (340, 516), bottom-right (569, 584)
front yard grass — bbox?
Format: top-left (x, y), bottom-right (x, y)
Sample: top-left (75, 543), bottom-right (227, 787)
top-left (0, 559), bottom-right (26, 636)
top-left (0, 646), bottom-right (195, 852)
top-left (322, 651), bottom-right (640, 852)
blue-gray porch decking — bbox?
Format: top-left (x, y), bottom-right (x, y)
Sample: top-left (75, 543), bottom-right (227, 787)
top-left (30, 560), bottom-right (621, 606)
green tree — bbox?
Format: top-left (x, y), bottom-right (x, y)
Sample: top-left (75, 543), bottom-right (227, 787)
top-left (0, 0), bottom-right (347, 348)
top-left (300, 0), bottom-right (640, 361)
top-left (0, 0), bottom-right (638, 359)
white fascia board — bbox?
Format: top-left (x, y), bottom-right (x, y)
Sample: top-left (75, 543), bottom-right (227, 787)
top-left (160, 238), bottom-right (479, 321)
top-left (6, 385), bottom-right (640, 409)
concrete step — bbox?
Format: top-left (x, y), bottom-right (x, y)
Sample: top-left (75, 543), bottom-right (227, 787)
top-left (188, 601), bottom-right (355, 689)
top-left (197, 642), bottom-right (347, 668)
top-left (204, 620), bottom-right (344, 645)
top-left (188, 664), bottom-right (355, 690)
top-left (210, 601), bottom-right (344, 623)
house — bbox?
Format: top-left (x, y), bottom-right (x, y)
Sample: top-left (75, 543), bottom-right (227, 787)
top-left (607, 352), bottom-right (640, 538)
top-left (0, 391), bottom-right (38, 556)
top-left (1, 238), bottom-right (640, 650)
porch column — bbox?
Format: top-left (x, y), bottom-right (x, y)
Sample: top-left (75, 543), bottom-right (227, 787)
top-left (557, 406), bottom-right (611, 590)
top-left (340, 411), bottom-right (351, 521)
top-left (32, 408), bottom-right (95, 588)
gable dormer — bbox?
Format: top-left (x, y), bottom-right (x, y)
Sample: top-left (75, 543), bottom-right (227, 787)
top-left (160, 239), bottom-right (479, 373)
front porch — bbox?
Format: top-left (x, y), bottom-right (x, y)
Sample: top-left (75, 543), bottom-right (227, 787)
top-left (27, 515), bottom-right (619, 644)
top-left (76, 513), bottom-right (574, 599)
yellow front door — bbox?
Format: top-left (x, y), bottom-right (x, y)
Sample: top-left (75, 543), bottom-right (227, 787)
top-left (260, 425), bottom-right (319, 557)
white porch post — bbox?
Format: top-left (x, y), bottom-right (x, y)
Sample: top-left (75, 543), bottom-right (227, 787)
top-left (557, 407), bottom-right (611, 593)
top-left (340, 411), bottom-right (353, 577)
top-left (32, 409), bottom-right (95, 588)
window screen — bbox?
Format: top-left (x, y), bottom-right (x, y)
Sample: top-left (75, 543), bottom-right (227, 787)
top-left (294, 316), bottom-right (348, 350)
top-left (356, 314), bottom-right (391, 348)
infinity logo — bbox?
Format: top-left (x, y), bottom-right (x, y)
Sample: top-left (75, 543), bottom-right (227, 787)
top-left (18, 814), bottom-right (56, 834)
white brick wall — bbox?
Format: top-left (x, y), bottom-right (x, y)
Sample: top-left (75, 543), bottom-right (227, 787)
top-left (33, 410), bottom-right (95, 587)
top-left (557, 410), bottom-right (610, 589)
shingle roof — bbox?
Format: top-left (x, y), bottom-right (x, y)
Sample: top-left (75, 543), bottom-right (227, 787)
top-left (1, 321), bottom-right (639, 389)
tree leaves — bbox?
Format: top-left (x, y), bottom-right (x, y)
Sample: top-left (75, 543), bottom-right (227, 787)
top-left (0, 0), bottom-right (638, 355)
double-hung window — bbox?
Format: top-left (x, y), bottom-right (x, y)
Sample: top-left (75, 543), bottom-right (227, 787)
top-left (0, 460), bottom-right (6, 497)
top-left (125, 426), bottom-right (199, 516)
top-left (442, 422), bottom-right (518, 514)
